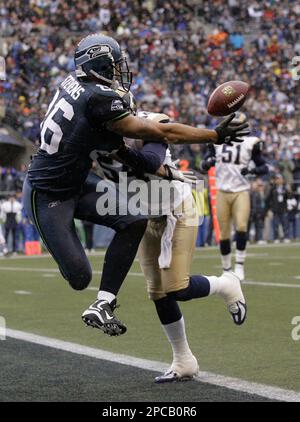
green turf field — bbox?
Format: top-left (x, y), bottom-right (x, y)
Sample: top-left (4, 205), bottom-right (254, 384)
top-left (0, 243), bottom-right (300, 396)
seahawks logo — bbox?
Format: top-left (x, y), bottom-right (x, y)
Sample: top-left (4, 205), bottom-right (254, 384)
top-left (86, 44), bottom-right (111, 59)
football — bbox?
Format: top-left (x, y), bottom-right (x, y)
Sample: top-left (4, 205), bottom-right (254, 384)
top-left (207, 80), bottom-right (250, 116)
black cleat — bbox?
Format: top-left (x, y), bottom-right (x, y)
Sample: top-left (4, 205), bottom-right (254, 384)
top-left (82, 299), bottom-right (127, 336)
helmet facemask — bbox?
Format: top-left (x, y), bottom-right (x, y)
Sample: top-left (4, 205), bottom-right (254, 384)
top-left (113, 52), bottom-right (132, 92)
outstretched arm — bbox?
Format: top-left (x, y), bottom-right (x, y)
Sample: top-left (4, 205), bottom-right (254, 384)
top-left (107, 113), bottom-right (249, 146)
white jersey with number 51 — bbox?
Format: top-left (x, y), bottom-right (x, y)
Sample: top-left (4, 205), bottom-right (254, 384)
top-left (215, 136), bottom-right (261, 192)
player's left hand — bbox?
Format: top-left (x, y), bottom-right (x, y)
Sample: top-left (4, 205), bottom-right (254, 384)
top-left (164, 164), bottom-right (198, 184)
top-left (241, 167), bottom-right (249, 176)
top-left (241, 167), bottom-right (256, 176)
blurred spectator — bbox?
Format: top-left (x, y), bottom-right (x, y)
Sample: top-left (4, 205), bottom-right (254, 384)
top-left (1, 193), bottom-right (22, 253)
top-left (249, 179), bottom-right (267, 243)
top-left (266, 175), bottom-right (289, 243)
top-left (287, 189), bottom-right (299, 239)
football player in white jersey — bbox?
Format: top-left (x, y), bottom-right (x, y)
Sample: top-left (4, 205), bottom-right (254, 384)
top-left (201, 113), bottom-right (268, 280)
top-left (96, 97), bottom-right (247, 383)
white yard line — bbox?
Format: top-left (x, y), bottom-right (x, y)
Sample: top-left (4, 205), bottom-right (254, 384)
top-left (0, 266), bottom-right (142, 277)
top-left (14, 290), bottom-right (32, 295)
top-left (1, 266), bottom-right (300, 289)
top-left (0, 241), bottom-right (299, 261)
top-left (244, 281), bottom-right (300, 289)
top-left (5, 328), bottom-right (300, 402)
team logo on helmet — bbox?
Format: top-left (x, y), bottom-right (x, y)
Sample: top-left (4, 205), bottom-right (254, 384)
top-left (86, 44), bottom-right (112, 59)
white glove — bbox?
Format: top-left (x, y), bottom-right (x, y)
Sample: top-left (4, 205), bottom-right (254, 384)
top-left (164, 164), bottom-right (198, 185)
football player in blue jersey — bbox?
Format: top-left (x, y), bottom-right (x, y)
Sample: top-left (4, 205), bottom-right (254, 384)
top-left (23, 33), bottom-right (249, 336)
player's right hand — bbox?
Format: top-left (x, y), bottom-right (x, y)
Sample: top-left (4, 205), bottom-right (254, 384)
top-left (214, 113), bottom-right (250, 145)
top-left (164, 164), bottom-right (198, 185)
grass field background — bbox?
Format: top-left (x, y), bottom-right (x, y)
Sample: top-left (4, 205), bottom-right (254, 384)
top-left (0, 243), bottom-right (300, 392)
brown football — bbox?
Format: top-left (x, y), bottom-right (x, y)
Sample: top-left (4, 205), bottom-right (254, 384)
top-left (207, 80), bottom-right (250, 116)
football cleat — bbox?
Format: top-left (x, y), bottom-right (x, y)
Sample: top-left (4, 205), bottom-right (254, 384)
top-left (218, 271), bottom-right (247, 325)
top-left (155, 355), bottom-right (199, 384)
top-left (234, 263), bottom-right (245, 281)
top-left (82, 299), bottom-right (127, 336)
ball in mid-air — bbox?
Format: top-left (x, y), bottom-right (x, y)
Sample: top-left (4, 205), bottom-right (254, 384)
top-left (207, 80), bottom-right (250, 116)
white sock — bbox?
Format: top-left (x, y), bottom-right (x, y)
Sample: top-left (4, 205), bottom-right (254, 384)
top-left (162, 317), bottom-right (193, 362)
top-left (236, 249), bottom-right (246, 265)
top-left (97, 290), bottom-right (116, 304)
top-left (221, 253), bottom-right (232, 270)
top-left (205, 276), bottom-right (219, 296)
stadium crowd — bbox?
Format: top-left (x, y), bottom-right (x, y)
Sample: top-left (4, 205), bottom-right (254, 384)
top-left (0, 0), bottom-right (299, 252)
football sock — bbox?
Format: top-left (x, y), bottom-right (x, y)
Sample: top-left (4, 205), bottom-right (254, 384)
top-left (221, 253), bottom-right (232, 271)
top-left (235, 232), bottom-right (247, 264)
top-left (161, 316), bottom-right (193, 362)
top-left (167, 275), bottom-right (210, 301)
top-left (97, 290), bottom-right (116, 304)
top-left (220, 239), bottom-right (232, 270)
top-left (99, 219), bottom-right (147, 295)
top-left (235, 250), bottom-right (246, 265)
top-left (220, 239), bottom-right (231, 255)
top-left (154, 296), bottom-right (182, 325)
top-left (205, 275), bottom-right (230, 296)
top-left (236, 231), bottom-right (247, 254)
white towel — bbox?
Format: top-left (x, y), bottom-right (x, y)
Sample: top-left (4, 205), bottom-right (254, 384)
top-left (158, 213), bottom-right (178, 269)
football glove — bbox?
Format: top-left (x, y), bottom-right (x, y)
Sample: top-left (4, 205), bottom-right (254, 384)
top-left (164, 164), bottom-right (198, 185)
top-left (215, 113), bottom-right (250, 145)
top-left (201, 156), bottom-right (216, 171)
top-left (241, 167), bottom-right (256, 176)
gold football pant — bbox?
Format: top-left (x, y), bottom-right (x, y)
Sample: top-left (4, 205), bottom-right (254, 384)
top-left (216, 190), bottom-right (250, 240)
top-left (138, 195), bottom-right (198, 301)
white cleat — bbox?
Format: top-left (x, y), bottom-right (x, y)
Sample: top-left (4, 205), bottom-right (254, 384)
top-left (234, 263), bottom-right (245, 281)
top-left (218, 271), bottom-right (247, 325)
top-left (155, 355), bottom-right (199, 384)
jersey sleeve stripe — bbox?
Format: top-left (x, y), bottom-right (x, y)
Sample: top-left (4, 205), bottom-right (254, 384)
top-left (108, 111), bottom-right (130, 122)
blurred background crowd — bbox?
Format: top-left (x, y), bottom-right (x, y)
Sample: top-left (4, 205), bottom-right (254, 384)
top-left (0, 0), bottom-right (299, 253)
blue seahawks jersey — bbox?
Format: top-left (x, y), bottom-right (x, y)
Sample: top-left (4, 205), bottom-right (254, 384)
top-left (28, 72), bottom-right (130, 196)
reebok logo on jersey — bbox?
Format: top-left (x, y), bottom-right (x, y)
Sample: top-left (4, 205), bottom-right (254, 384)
top-left (48, 200), bottom-right (61, 208)
top-left (111, 99), bottom-right (124, 111)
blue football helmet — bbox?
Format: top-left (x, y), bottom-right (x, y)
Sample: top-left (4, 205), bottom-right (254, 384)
top-left (74, 33), bottom-right (132, 92)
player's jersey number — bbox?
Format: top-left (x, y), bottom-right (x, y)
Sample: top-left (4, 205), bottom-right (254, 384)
top-left (221, 144), bottom-right (241, 165)
top-left (40, 91), bottom-right (74, 155)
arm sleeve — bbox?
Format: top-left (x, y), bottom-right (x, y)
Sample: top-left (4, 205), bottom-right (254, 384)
top-left (116, 142), bottom-right (167, 175)
top-left (251, 143), bottom-right (269, 175)
top-left (86, 91), bottom-right (130, 128)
